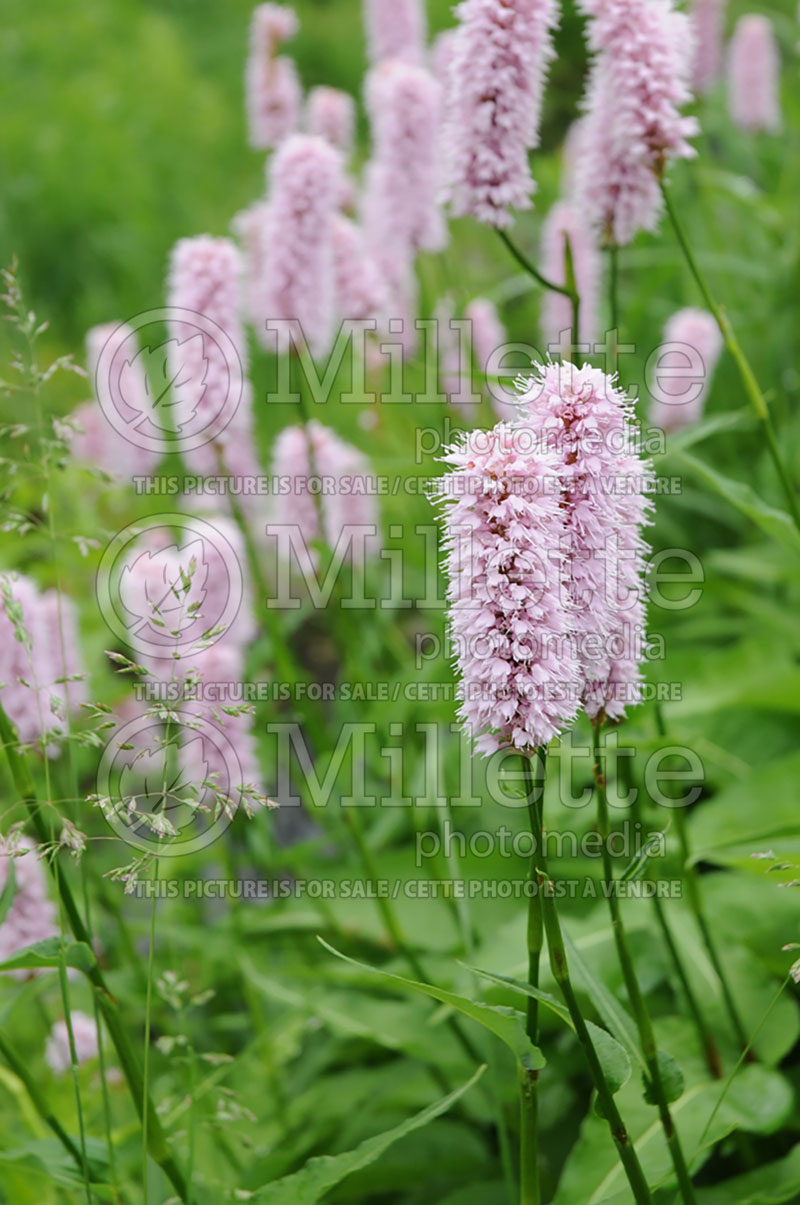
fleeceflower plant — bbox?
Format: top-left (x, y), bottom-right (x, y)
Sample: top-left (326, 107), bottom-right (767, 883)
top-left (434, 424), bottom-right (581, 753)
top-left (517, 362), bottom-right (653, 720)
top-left (577, 0), bottom-right (698, 246)
top-left (727, 15), bottom-right (782, 133)
top-left (690, 0), bottom-right (727, 94)
top-left (363, 0), bottom-right (427, 65)
top-left (307, 86), bottom-right (356, 156)
top-left (167, 235), bottom-right (251, 473)
top-left (442, 0), bottom-right (558, 228)
top-left (0, 835), bottom-right (58, 975)
top-left (649, 307), bottom-right (723, 431)
top-left (269, 421), bottom-right (380, 572)
top-left (258, 135), bottom-right (344, 357)
top-left (245, 2), bottom-right (302, 149)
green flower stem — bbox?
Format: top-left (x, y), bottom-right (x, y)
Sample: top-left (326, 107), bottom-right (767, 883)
top-left (593, 722), bottom-right (696, 1205)
top-left (519, 752), bottom-right (546, 1205)
top-left (0, 1029), bottom-right (87, 1173)
top-left (660, 180), bottom-right (800, 531)
top-left (620, 750), bottom-right (723, 1079)
top-left (651, 705), bottom-right (751, 1055)
top-left (673, 807), bottom-right (751, 1055)
top-left (497, 230), bottom-right (577, 303)
top-left (0, 702), bottom-right (189, 1204)
top-left (651, 893), bottom-right (723, 1079)
top-left (528, 751), bottom-right (653, 1205)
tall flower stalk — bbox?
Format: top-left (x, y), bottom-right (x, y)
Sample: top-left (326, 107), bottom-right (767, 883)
top-left (593, 720), bottom-right (696, 1204)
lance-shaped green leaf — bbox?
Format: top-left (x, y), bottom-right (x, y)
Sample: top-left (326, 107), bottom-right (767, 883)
top-left (253, 1065), bottom-right (486, 1202)
top-left (318, 939), bottom-right (544, 1072)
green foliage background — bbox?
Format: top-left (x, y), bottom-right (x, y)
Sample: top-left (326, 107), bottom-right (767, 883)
top-left (0, 0), bottom-right (799, 1201)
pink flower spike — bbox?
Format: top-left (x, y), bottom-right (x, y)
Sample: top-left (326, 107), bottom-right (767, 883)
top-left (363, 0), bottom-right (427, 64)
top-left (443, 0), bottom-right (558, 229)
top-left (517, 361), bottom-right (654, 722)
top-left (0, 835), bottom-right (58, 976)
top-left (690, 0), bottom-right (727, 94)
top-left (577, 0), bottom-right (698, 245)
top-left (245, 3), bottom-right (302, 149)
top-left (727, 15), bottom-right (781, 133)
top-left (167, 235), bottom-right (250, 474)
top-left (649, 307), bottom-right (723, 432)
top-left (46, 1013), bottom-right (99, 1074)
top-left (258, 135), bottom-right (344, 358)
top-left (434, 421), bottom-right (581, 753)
top-left (307, 86), bottom-right (356, 156)
top-left (332, 215), bottom-right (387, 325)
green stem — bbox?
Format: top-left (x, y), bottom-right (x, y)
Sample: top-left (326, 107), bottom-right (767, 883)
top-left (673, 808), bottom-right (752, 1055)
top-left (660, 180), bottom-right (800, 530)
top-left (0, 1029), bottom-right (87, 1173)
top-left (652, 705), bottom-right (752, 1055)
top-left (142, 863), bottom-right (159, 1204)
top-left (532, 751), bottom-right (653, 1204)
top-left (651, 894), bottom-right (722, 1079)
top-left (519, 753), bottom-right (545, 1205)
top-left (593, 722), bottom-right (696, 1205)
top-left (563, 234), bottom-right (581, 354)
top-left (608, 245), bottom-right (619, 336)
top-left (496, 230), bottom-right (576, 302)
top-left (0, 703), bottom-right (189, 1203)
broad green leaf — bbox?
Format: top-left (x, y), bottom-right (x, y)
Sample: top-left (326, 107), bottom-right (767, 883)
top-left (672, 452), bottom-right (800, 555)
top-left (655, 409), bottom-right (751, 457)
top-left (696, 1142), bottom-right (800, 1203)
top-left (0, 1138), bottom-right (112, 1196)
top-left (318, 939), bottom-right (544, 1072)
top-left (0, 938), bottom-right (96, 975)
top-left (688, 750), bottom-right (800, 862)
top-left (563, 933), bottom-right (645, 1071)
top-left (465, 964), bottom-right (631, 1098)
top-left (252, 1065), bottom-right (485, 1202)
top-left (642, 1049), bottom-right (685, 1106)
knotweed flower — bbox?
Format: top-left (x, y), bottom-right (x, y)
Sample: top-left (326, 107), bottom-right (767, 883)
top-left (363, 61), bottom-right (446, 259)
top-left (539, 200), bottom-right (601, 346)
top-left (690, 0), bottom-right (726, 93)
top-left (727, 15), bottom-right (781, 133)
top-left (0, 835), bottom-right (57, 976)
top-left (363, 0), bottom-right (426, 64)
top-left (465, 297), bottom-right (514, 418)
top-left (232, 201), bottom-right (271, 332)
top-left (442, 0), bottom-right (558, 228)
top-left (649, 307), bottom-right (722, 431)
top-left (45, 1012), bottom-right (98, 1074)
top-left (245, 3), bottom-right (302, 148)
top-left (435, 298), bottom-right (479, 416)
top-left (517, 362), bottom-right (653, 720)
top-left (434, 422), bottom-right (581, 753)
top-left (258, 135), bottom-right (344, 357)
top-left (269, 421), bottom-right (380, 572)
top-left (70, 323), bottom-right (159, 478)
top-left (332, 215), bottom-right (387, 325)
top-left (307, 86), bottom-right (356, 155)
top-left (0, 576), bottom-right (85, 752)
top-left (577, 0), bottom-right (698, 245)
top-left (166, 235), bottom-right (250, 473)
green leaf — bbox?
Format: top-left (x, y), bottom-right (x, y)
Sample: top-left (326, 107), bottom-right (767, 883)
top-left (655, 409), bottom-right (751, 457)
top-left (642, 1049), bottom-right (685, 1106)
top-left (0, 938), bottom-right (97, 975)
top-left (563, 933), bottom-right (644, 1071)
top-left (672, 452), bottom-right (800, 555)
top-left (0, 855), bottom-right (16, 927)
top-left (464, 964), bottom-right (630, 1099)
top-left (252, 1065), bottom-right (485, 1202)
top-left (696, 1141), bottom-right (800, 1203)
top-left (318, 939), bottom-right (544, 1072)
